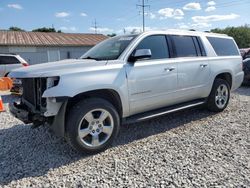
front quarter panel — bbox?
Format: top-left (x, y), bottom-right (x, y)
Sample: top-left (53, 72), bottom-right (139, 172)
top-left (42, 62), bottom-right (130, 117)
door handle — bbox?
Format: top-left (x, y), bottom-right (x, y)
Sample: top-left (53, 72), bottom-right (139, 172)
top-left (164, 67), bottom-right (175, 72)
top-left (200, 64), bottom-right (208, 68)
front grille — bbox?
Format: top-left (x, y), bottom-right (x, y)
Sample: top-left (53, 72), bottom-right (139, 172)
top-left (22, 78), bottom-right (47, 111)
top-left (22, 79), bottom-right (36, 105)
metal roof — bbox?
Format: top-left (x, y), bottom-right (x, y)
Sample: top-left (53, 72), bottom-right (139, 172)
top-left (0, 31), bottom-right (108, 47)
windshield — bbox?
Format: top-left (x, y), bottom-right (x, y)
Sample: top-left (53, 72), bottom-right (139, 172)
top-left (81, 35), bottom-right (138, 61)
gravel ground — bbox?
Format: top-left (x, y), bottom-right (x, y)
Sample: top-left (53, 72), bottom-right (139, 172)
top-left (0, 88), bottom-right (250, 187)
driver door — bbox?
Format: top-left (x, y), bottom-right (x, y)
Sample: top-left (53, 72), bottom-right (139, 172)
top-left (125, 35), bottom-right (178, 115)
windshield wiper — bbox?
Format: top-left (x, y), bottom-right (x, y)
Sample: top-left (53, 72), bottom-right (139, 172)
top-left (82, 56), bottom-right (99, 61)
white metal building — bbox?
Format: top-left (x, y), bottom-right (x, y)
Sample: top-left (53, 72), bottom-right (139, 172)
top-left (0, 31), bottom-right (108, 65)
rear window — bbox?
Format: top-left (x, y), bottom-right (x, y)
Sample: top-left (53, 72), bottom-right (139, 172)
top-left (0, 56), bottom-right (20, 65)
top-left (207, 37), bottom-right (239, 56)
top-left (171, 35), bottom-right (198, 57)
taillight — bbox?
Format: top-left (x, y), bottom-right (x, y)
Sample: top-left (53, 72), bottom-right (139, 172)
top-left (22, 62), bottom-right (29, 67)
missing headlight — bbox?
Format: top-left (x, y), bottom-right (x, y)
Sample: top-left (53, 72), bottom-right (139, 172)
top-left (47, 77), bottom-right (60, 89)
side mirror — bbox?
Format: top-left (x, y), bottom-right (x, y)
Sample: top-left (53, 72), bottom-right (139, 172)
top-left (129, 49), bottom-right (152, 62)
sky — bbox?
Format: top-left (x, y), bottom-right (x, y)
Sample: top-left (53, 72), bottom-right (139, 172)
top-left (0, 0), bottom-right (249, 34)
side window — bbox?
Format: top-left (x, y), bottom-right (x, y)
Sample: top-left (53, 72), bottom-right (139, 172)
top-left (207, 37), bottom-right (239, 56)
top-left (192, 37), bottom-right (202, 56)
top-left (136, 35), bottom-right (169, 60)
top-left (171, 35), bottom-right (198, 57)
top-left (197, 37), bottom-right (207, 56)
top-left (0, 56), bottom-right (20, 65)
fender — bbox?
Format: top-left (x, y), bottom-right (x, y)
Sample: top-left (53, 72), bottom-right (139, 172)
top-left (42, 66), bottom-right (130, 117)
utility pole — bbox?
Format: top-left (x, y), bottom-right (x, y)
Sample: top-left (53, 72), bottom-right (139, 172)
top-left (92, 19), bottom-right (98, 34)
top-left (137, 0), bottom-right (150, 32)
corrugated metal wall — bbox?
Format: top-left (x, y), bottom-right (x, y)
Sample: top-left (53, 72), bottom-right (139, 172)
top-left (0, 46), bottom-right (92, 65)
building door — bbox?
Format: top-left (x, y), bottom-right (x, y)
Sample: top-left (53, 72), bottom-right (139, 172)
top-left (48, 50), bottom-right (60, 62)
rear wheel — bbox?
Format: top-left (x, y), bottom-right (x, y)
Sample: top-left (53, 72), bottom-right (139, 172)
top-left (65, 98), bottom-right (120, 154)
top-left (207, 78), bottom-right (230, 112)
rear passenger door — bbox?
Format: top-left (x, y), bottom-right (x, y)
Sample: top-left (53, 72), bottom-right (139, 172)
top-left (170, 35), bottom-right (210, 100)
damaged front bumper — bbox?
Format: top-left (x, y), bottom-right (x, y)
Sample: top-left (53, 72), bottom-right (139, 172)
top-left (9, 102), bottom-right (31, 124)
top-left (9, 99), bottom-right (68, 137)
top-left (9, 101), bottom-right (48, 124)
top-left (8, 77), bottom-right (69, 136)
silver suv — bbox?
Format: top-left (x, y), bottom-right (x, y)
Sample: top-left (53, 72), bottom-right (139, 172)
top-left (0, 54), bottom-right (28, 77)
top-left (9, 30), bottom-right (244, 154)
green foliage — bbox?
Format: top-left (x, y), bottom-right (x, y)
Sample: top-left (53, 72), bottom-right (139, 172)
top-left (107, 33), bottom-right (117, 37)
top-left (211, 25), bottom-right (250, 48)
top-left (32, 27), bottom-right (62, 33)
top-left (9, 26), bottom-right (25, 31)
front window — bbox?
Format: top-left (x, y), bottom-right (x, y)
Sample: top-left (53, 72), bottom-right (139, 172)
top-left (81, 35), bottom-right (138, 61)
top-left (135, 35), bottom-right (170, 60)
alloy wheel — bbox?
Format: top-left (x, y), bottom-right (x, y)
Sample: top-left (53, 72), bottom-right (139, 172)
top-left (78, 108), bottom-right (114, 148)
top-left (215, 84), bottom-right (229, 109)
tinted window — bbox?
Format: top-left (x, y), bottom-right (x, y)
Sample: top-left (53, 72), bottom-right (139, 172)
top-left (0, 56), bottom-right (20, 65)
top-left (197, 37), bottom-right (206, 56)
top-left (192, 37), bottom-right (202, 56)
top-left (136, 35), bottom-right (169, 60)
top-left (207, 37), bottom-right (239, 56)
top-left (172, 35), bottom-right (198, 57)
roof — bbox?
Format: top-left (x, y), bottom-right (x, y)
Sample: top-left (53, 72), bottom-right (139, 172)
top-left (0, 31), bottom-right (108, 47)
top-left (142, 29), bottom-right (229, 38)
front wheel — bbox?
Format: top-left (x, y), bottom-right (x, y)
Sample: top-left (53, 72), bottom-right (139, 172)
top-left (207, 78), bottom-right (230, 112)
top-left (65, 98), bottom-right (120, 154)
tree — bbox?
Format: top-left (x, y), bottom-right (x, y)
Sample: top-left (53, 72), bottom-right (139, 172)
top-left (9, 27), bottom-right (25, 31)
top-left (32, 27), bottom-right (62, 33)
top-left (211, 25), bottom-right (250, 48)
top-left (107, 33), bottom-right (117, 37)
top-left (130, 29), bottom-right (137, 34)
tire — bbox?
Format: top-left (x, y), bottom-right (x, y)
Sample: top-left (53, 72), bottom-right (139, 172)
top-left (207, 78), bottom-right (230, 112)
top-left (65, 98), bottom-right (120, 154)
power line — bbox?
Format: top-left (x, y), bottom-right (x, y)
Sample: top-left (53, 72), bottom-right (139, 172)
top-left (137, 0), bottom-right (150, 32)
top-left (149, 0), bottom-right (249, 12)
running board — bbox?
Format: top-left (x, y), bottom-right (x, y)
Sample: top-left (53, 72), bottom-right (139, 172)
top-left (123, 99), bottom-right (206, 124)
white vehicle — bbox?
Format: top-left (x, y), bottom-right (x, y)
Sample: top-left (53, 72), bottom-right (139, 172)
top-left (9, 30), bottom-right (244, 154)
top-left (0, 54), bottom-right (29, 77)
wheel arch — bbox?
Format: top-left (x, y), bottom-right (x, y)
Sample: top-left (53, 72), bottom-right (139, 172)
top-left (51, 89), bottom-right (124, 138)
top-left (214, 72), bottom-right (232, 89)
top-left (66, 89), bottom-right (123, 118)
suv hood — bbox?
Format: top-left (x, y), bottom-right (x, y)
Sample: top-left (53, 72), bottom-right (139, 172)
top-left (8, 59), bottom-right (108, 78)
